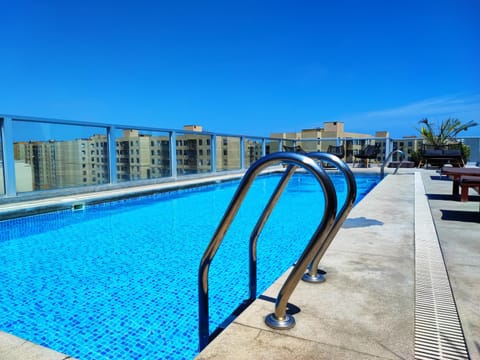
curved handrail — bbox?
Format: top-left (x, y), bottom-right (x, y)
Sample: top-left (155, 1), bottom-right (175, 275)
top-left (302, 152), bottom-right (357, 282)
top-left (249, 152), bottom-right (356, 290)
top-left (248, 163), bottom-right (297, 300)
top-left (198, 152), bottom-right (337, 350)
top-left (381, 150), bottom-right (405, 177)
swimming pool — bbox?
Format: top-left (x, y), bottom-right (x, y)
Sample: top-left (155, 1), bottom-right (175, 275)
top-left (0, 173), bottom-right (380, 359)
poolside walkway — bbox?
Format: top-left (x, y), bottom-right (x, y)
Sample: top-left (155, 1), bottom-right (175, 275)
top-left (0, 167), bottom-right (478, 359)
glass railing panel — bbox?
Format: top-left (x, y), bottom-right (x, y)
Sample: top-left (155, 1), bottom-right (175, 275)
top-left (391, 137), bottom-right (424, 164)
top-left (281, 139), bottom-right (295, 151)
top-left (12, 120), bottom-right (108, 192)
top-left (265, 139), bottom-right (280, 154)
top-left (460, 138), bottom-right (480, 164)
top-left (216, 136), bottom-right (241, 171)
top-left (391, 138), bottom-right (421, 162)
top-left (114, 128), bottom-right (171, 182)
top-left (0, 122), bottom-right (4, 195)
top-left (297, 139), bottom-right (319, 152)
top-left (175, 133), bottom-right (212, 175)
top-left (344, 138), bottom-right (369, 163)
top-left (375, 138), bottom-right (387, 162)
top-left (244, 138), bottom-right (262, 168)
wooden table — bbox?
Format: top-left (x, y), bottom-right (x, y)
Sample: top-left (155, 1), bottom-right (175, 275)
top-left (440, 167), bottom-right (480, 197)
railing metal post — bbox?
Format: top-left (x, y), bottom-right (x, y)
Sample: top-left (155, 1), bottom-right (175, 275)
top-left (240, 136), bottom-right (245, 170)
top-left (170, 131), bottom-right (177, 178)
top-left (211, 134), bottom-right (216, 173)
top-left (385, 137), bottom-right (391, 162)
top-left (261, 138), bottom-right (266, 157)
top-left (107, 126), bottom-right (117, 184)
top-left (1, 117), bottom-right (17, 196)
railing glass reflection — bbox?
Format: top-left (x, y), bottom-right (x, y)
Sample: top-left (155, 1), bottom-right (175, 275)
top-left (1, 114), bottom-right (479, 200)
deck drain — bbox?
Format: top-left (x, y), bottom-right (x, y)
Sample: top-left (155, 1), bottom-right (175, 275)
top-left (415, 174), bottom-right (469, 360)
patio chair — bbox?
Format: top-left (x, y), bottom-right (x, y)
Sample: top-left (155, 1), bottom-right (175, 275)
top-left (327, 145), bottom-right (345, 159)
top-left (283, 145), bottom-right (307, 154)
top-left (353, 144), bottom-right (380, 167)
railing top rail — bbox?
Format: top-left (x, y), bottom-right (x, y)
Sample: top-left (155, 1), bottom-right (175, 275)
top-left (0, 114), bottom-right (285, 141)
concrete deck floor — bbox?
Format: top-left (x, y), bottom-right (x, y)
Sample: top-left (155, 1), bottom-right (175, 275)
top-left (0, 167), bottom-right (478, 359)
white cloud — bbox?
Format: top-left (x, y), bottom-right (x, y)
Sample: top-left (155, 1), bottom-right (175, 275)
top-left (342, 94), bottom-right (480, 137)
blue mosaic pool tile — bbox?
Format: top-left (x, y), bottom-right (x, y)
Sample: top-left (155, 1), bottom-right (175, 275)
top-left (0, 173), bottom-right (379, 359)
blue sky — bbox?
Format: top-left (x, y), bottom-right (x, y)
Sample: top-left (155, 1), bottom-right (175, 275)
top-left (1, 0), bottom-right (479, 138)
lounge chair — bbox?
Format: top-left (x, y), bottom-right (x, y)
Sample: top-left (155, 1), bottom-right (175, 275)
top-left (327, 145), bottom-right (345, 159)
top-left (418, 144), bottom-right (464, 168)
top-left (283, 145), bottom-right (307, 154)
top-left (353, 144), bottom-right (380, 167)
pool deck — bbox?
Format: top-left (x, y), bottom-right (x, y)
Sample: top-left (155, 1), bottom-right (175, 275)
top-left (0, 167), bottom-right (479, 359)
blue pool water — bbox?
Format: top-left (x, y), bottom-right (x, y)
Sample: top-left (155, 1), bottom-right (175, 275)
top-left (0, 173), bottom-right (380, 359)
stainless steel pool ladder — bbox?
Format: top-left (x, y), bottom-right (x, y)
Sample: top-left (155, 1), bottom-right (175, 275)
top-left (380, 149), bottom-right (405, 177)
top-left (198, 152), bottom-right (356, 351)
top-left (301, 152), bottom-right (357, 283)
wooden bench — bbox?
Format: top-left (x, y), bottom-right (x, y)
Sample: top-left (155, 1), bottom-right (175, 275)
top-left (460, 175), bottom-right (480, 202)
top-left (440, 167), bottom-right (480, 198)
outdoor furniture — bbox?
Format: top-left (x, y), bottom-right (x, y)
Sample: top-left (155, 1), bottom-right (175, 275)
top-left (327, 145), bottom-right (345, 159)
top-left (459, 176), bottom-right (480, 202)
top-left (418, 144), bottom-right (464, 168)
top-left (353, 144), bottom-right (380, 167)
top-left (440, 167), bottom-right (480, 198)
top-left (283, 145), bottom-right (307, 154)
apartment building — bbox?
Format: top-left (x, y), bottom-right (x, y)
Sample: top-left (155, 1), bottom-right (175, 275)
top-left (391, 136), bottom-right (422, 161)
top-left (271, 121), bottom-right (389, 162)
top-left (12, 126), bottom-right (250, 192)
top-left (176, 126), bottom-right (212, 174)
top-left (216, 135), bottom-right (241, 171)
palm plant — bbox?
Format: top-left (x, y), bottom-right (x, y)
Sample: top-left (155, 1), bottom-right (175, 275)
top-left (418, 118), bottom-right (478, 145)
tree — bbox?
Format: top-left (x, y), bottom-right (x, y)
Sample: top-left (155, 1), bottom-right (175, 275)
top-left (418, 118), bottom-right (478, 146)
